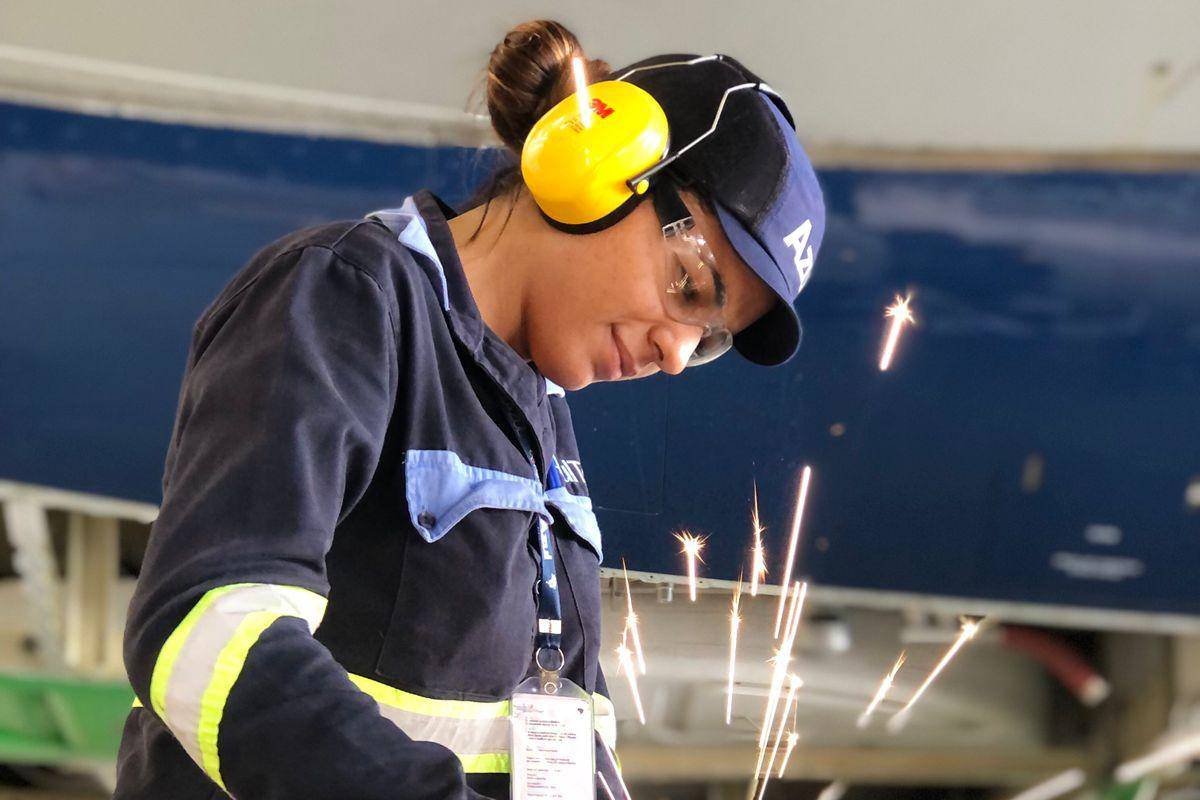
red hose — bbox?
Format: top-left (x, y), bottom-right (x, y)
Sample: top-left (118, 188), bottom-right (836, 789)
top-left (1001, 625), bottom-right (1110, 707)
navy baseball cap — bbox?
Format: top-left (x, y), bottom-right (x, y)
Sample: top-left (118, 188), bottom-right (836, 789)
top-left (611, 54), bottom-right (826, 366)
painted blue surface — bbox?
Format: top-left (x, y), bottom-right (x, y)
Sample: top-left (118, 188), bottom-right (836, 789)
top-left (2, 101), bottom-right (1198, 614)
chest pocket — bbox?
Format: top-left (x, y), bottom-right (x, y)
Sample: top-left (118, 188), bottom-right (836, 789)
top-left (405, 449), bottom-right (547, 542)
top-left (378, 449), bottom-right (603, 697)
top-left (405, 449), bottom-right (603, 562)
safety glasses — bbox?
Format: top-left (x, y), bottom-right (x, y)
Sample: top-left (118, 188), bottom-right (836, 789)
top-left (651, 182), bottom-right (733, 367)
top-left (614, 55), bottom-right (784, 367)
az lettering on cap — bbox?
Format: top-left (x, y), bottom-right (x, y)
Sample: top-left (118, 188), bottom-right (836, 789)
top-left (783, 219), bottom-right (815, 292)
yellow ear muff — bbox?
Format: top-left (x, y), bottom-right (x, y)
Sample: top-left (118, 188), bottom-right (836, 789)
top-left (520, 80), bottom-right (669, 229)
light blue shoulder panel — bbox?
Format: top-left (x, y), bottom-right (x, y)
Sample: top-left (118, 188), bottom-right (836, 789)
top-left (367, 195), bottom-right (450, 311)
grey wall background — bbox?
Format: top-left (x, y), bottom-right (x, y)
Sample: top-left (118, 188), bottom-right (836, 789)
top-left (2, 0), bottom-right (1198, 152)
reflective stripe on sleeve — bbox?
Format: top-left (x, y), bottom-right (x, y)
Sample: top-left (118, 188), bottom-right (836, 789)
top-left (347, 672), bottom-right (615, 774)
top-left (149, 584), bottom-right (327, 790)
top-left (348, 672), bottom-right (511, 773)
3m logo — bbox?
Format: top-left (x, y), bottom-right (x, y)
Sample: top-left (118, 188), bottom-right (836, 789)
top-left (782, 220), bottom-right (815, 291)
top-left (590, 98), bottom-right (615, 118)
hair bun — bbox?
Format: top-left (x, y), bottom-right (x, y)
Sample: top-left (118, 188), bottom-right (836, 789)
top-left (485, 20), bottom-right (610, 154)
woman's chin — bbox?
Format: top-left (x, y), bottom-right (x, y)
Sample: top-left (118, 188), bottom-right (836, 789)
top-left (533, 357), bottom-right (593, 393)
top-left (554, 370), bottom-right (594, 392)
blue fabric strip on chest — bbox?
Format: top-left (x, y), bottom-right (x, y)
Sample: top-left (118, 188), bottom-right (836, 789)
top-left (404, 449), bottom-right (603, 562)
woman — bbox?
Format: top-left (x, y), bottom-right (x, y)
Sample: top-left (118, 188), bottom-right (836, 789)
top-left (114, 19), bottom-right (825, 800)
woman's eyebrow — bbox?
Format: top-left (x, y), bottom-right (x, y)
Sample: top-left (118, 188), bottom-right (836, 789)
top-left (712, 265), bottom-right (728, 308)
top-left (693, 198), bottom-right (729, 309)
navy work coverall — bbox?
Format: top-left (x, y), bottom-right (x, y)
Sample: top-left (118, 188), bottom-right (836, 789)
top-left (114, 190), bottom-right (621, 799)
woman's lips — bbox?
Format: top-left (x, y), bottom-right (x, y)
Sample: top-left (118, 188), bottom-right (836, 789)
top-left (604, 328), bottom-right (623, 381)
top-left (611, 328), bottom-right (636, 379)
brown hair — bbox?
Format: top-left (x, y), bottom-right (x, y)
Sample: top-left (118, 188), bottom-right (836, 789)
top-left (464, 20), bottom-right (611, 243)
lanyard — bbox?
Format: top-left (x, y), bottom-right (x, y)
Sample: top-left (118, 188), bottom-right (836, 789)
top-left (491, 382), bottom-right (565, 671)
top-left (534, 459), bottom-right (564, 663)
top-left (372, 204), bottom-right (571, 677)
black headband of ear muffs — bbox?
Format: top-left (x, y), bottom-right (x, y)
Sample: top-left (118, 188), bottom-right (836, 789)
top-left (649, 173), bottom-right (693, 228)
top-left (534, 168), bottom-right (695, 236)
top-left (535, 189), bottom-right (651, 235)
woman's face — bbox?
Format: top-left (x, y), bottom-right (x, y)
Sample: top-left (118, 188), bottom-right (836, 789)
top-left (523, 190), bottom-right (777, 391)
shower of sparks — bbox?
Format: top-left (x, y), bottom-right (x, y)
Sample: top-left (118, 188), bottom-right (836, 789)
top-left (888, 618), bottom-right (982, 733)
top-left (749, 483), bottom-right (768, 596)
top-left (1004, 768), bottom-right (1087, 800)
top-left (757, 673), bottom-right (803, 800)
top-left (816, 782), bottom-right (848, 800)
top-left (615, 630), bottom-right (646, 725)
top-left (1116, 730), bottom-right (1200, 783)
top-left (571, 57), bottom-right (591, 127)
top-left (621, 559), bottom-right (646, 675)
top-left (777, 731), bottom-right (800, 779)
top-left (761, 583), bottom-right (807, 743)
top-left (753, 581), bottom-right (807, 785)
top-left (725, 576), bottom-right (744, 725)
top-left (857, 651), bottom-right (907, 729)
top-left (675, 531), bottom-right (707, 602)
top-left (774, 466), bottom-right (813, 638)
top-left (878, 293), bottom-right (916, 371)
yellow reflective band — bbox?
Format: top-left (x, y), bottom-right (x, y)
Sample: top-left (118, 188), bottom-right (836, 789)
top-left (593, 691), bottom-right (618, 754)
top-left (146, 583), bottom-right (327, 785)
top-left (348, 673), bottom-right (618, 776)
top-left (196, 610), bottom-right (283, 791)
top-left (132, 697), bottom-right (143, 708)
top-left (348, 673), bottom-right (511, 720)
top-left (149, 583), bottom-right (246, 717)
top-left (593, 692), bottom-right (615, 718)
top-left (459, 753), bottom-right (510, 773)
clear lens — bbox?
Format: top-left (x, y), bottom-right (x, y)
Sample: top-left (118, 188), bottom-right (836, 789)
top-left (687, 327), bottom-right (733, 366)
top-left (661, 217), bottom-right (733, 367)
top-left (662, 222), bottom-right (723, 328)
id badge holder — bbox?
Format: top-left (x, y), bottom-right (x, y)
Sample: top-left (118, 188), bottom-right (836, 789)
top-left (510, 648), bottom-right (595, 800)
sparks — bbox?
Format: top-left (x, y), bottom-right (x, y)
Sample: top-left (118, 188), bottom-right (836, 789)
top-left (758, 673), bottom-right (803, 800)
top-left (816, 782), bottom-right (848, 800)
top-left (749, 483), bottom-right (768, 596)
top-left (675, 531), bottom-right (707, 602)
top-left (777, 731), bottom-right (800, 779)
top-left (753, 581), bottom-right (807, 785)
top-left (1004, 768), bottom-right (1087, 800)
top-left (879, 293), bottom-right (916, 371)
top-left (760, 583), bottom-right (807, 746)
top-left (725, 576), bottom-right (744, 725)
top-left (857, 651), bottom-right (907, 729)
top-left (888, 618), bottom-right (982, 732)
top-left (621, 559), bottom-right (646, 675)
top-left (615, 631), bottom-right (645, 725)
top-left (571, 57), bottom-right (591, 127)
top-left (774, 466), bottom-right (813, 638)
top-left (1117, 730), bottom-right (1200, 783)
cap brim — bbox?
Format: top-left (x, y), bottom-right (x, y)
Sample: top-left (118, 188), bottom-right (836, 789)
top-left (713, 201), bottom-right (803, 366)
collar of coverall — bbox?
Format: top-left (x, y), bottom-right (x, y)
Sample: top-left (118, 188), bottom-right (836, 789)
top-left (410, 189), bottom-right (552, 417)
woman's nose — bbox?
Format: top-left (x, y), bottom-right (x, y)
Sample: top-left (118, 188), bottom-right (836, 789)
top-left (649, 322), bottom-right (703, 375)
